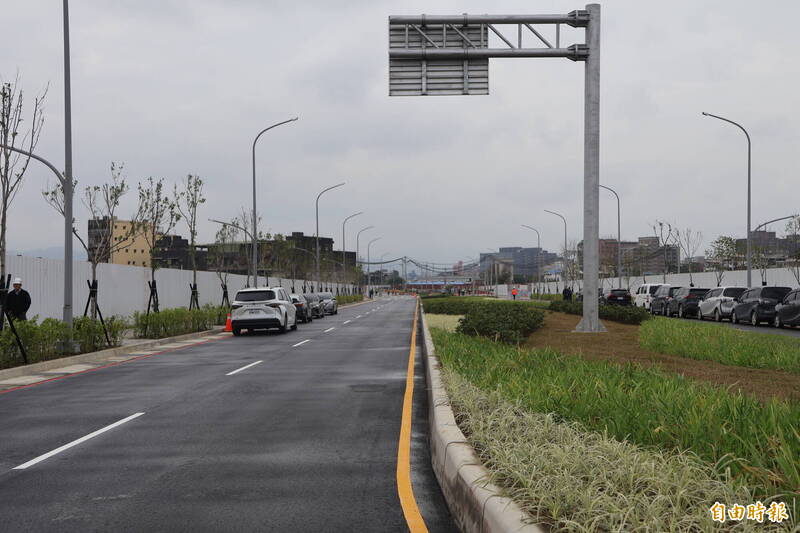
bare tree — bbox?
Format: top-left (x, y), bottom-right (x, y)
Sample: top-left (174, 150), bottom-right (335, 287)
top-left (43, 162), bottom-right (137, 317)
top-left (652, 221), bottom-right (676, 283)
top-left (174, 175), bottom-right (205, 307)
top-left (134, 177), bottom-right (180, 285)
top-left (0, 76), bottom-right (47, 280)
top-left (674, 227), bottom-right (703, 286)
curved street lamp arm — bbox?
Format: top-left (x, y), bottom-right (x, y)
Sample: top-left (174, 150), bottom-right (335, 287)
top-left (317, 182), bottom-right (346, 204)
top-left (0, 144), bottom-right (66, 186)
top-left (599, 184), bottom-right (619, 201)
top-left (209, 218), bottom-right (253, 240)
top-left (543, 209), bottom-right (566, 224)
top-left (701, 112), bottom-right (751, 142)
top-left (755, 214), bottom-right (799, 232)
top-left (252, 117), bottom-right (299, 153)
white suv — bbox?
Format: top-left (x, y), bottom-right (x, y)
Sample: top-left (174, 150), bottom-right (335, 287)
top-left (230, 287), bottom-right (297, 336)
top-left (633, 283), bottom-right (662, 310)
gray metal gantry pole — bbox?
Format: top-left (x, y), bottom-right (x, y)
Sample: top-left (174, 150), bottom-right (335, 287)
top-left (575, 4), bottom-right (605, 332)
top-left (599, 184), bottom-right (621, 288)
top-left (62, 0), bottom-right (74, 330)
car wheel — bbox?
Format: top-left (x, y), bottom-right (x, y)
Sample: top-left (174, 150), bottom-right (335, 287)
top-left (731, 310), bottom-right (738, 324)
top-left (714, 309), bottom-right (721, 322)
top-left (775, 315), bottom-right (784, 328)
top-left (750, 311), bottom-right (759, 327)
top-left (291, 317), bottom-right (298, 331)
top-left (232, 327), bottom-right (241, 336)
top-left (279, 314), bottom-right (288, 333)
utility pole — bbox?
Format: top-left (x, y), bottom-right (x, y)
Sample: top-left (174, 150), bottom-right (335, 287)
top-left (315, 182), bottom-right (345, 291)
top-left (62, 0), bottom-right (74, 333)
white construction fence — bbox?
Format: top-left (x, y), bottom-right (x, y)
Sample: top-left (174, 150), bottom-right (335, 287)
top-left (4, 254), bottom-right (355, 321)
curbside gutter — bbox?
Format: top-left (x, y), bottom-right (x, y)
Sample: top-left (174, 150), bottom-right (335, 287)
top-left (420, 305), bottom-right (544, 533)
top-left (0, 327), bottom-right (225, 382)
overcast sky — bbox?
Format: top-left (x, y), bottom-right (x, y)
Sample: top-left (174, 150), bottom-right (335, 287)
top-left (2, 0), bottom-right (799, 266)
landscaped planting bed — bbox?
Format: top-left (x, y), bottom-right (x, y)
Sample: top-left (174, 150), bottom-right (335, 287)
top-left (0, 315), bottom-right (128, 370)
top-left (443, 368), bottom-right (773, 532)
top-left (549, 299), bottom-right (652, 324)
top-left (422, 297), bottom-right (545, 344)
top-left (132, 305), bottom-right (227, 339)
top-left (337, 294), bottom-right (364, 305)
top-left (640, 318), bottom-right (800, 374)
top-left (430, 328), bottom-right (799, 528)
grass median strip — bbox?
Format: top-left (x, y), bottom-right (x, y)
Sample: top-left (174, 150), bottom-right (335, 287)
top-left (431, 328), bottom-right (800, 508)
top-left (441, 371), bottom-right (777, 532)
top-left (640, 318), bottom-right (800, 374)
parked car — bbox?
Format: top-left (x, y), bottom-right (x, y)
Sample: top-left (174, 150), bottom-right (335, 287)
top-left (319, 292), bottom-right (338, 315)
top-left (731, 286), bottom-right (793, 326)
top-left (303, 293), bottom-right (324, 319)
top-left (291, 293), bottom-right (312, 323)
top-left (774, 289), bottom-right (800, 328)
top-left (230, 287), bottom-right (297, 335)
top-left (576, 288), bottom-right (603, 303)
top-left (667, 287), bottom-right (709, 318)
top-left (697, 286), bottom-right (747, 322)
top-left (650, 285), bottom-right (681, 316)
top-left (633, 283), bottom-right (662, 310)
top-left (602, 288), bottom-right (632, 305)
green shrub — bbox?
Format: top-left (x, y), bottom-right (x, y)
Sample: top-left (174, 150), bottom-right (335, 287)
top-left (456, 300), bottom-right (545, 344)
top-left (337, 294), bottom-right (364, 305)
top-left (421, 296), bottom-right (489, 315)
top-left (549, 300), bottom-right (651, 325)
top-left (432, 328), bottom-right (800, 504)
top-left (132, 305), bottom-right (226, 339)
top-left (640, 318), bottom-right (800, 373)
top-left (0, 315), bottom-right (127, 369)
top-left (536, 293), bottom-right (564, 302)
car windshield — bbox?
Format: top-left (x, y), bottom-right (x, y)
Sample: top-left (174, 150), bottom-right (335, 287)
top-left (235, 290), bottom-right (276, 302)
top-left (762, 287), bottom-right (791, 299)
top-left (723, 287), bottom-right (746, 297)
top-left (669, 287), bottom-right (681, 296)
top-left (648, 286), bottom-right (660, 294)
top-left (689, 289), bottom-right (709, 296)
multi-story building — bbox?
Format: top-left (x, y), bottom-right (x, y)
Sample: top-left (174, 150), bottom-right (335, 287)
top-left (87, 217), bottom-right (153, 267)
top-left (481, 246), bottom-right (559, 280)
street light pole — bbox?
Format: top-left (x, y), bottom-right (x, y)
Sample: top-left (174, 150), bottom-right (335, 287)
top-left (316, 182), bottom-right (345, 291)
top-left (544, 210), bottom-right (568, 291)
top-left (356, 225), bottom-right (374, 295)
top-left (1, 145), bottom-right (72, 328)
top-left (702, 111), bottom-right (752, 287)
top-left (367, 237), bottom-right (381, 298)
top-left (342, 211), bottom-right (363, 286)
top-left (599, 184), bottom-right (622, 288)
top-left (521, 225), bottom-right (541, 295)
top-left (251, 117), bottom-right (298, 287)
top-left (62, 0), bottom-right (74, 330)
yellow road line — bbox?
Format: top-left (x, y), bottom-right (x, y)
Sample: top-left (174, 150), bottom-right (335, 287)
top-left (396, 300), bottom-right (429, 532)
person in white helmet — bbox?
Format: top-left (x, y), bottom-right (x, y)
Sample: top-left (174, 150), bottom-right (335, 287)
top-left (5, 277), bottom-right (31, 321)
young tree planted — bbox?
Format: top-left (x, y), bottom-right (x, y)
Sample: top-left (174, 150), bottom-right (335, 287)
top-left (0, 76), bottom-right (47, 281)
top-left (135, 176), bottom-right (180, 286)
top-left (175, 174), bottom-right (205, 307)
top-left (674, 227), bottom-right (703, 286)
top-left (706, 236), bottom-right (738, 287)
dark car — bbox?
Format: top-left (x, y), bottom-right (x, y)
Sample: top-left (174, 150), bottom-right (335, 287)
top-left (650, 285), bottom-right (682, 316)
top-left (602, 288), bottom-right (632, 305)
top-left (731, 286), bottom-right (792, 326)
top-left (291, 293), bottom-right (312, 323)
top-left (667, 287), bottom-right (709, 318)
top-left (303, 293), bottom-right (324, 319)
top-left (774, 289), bottom-right (800, 328)
top-left (577, 288), bottom-right (603, 303)
top-left (319, 292), bottom-right (338, 315)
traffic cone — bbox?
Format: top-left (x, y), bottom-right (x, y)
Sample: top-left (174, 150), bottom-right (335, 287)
top-left (224, 313), bottom-right (233, 332)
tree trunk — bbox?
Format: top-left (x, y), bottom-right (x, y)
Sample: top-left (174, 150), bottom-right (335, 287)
top-left (91, 262), bottom-right (98, 319)
top-left (0, 201), bottom-right (6, 282)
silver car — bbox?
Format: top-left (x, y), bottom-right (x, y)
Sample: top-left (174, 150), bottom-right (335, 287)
top-left (698, 286), bottom-right (746, 322)
top-left (319, 292), bottom-right (338, 315)
top-left (230, 287), bottom-right (297, 335)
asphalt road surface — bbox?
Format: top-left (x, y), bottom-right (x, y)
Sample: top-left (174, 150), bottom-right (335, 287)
top-left (0, 296), bottom-right (457, 532)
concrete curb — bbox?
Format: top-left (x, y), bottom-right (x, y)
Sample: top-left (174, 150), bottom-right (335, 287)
top-left (0, 327), bottom-right (225, 381)
top-left (420, 306), bottom-right (544, 533)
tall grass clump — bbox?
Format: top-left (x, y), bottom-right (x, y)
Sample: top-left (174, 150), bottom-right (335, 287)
top-left (337, 294), bottom-right (363, 305)
top-left (640, 318), bottom-right (800, 374)
top-left (431, 328), bottom-right (800, 506)
top-left (443, 370), bottom-right (789, 532)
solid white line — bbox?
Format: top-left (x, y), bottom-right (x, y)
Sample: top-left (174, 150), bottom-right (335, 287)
top-left (226, 360), bottom-right (262, 376)
top-left (293, 339), bottom-right (311, 347)
top-left (343, 320), bottom-right (351, 324)
top-left (13, 412), bottom-right (145, 470)
top-left (356, 315), bottom-right (362, 319)
top-left (324, 327), bottom-right (335, 332)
